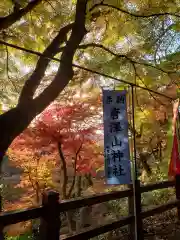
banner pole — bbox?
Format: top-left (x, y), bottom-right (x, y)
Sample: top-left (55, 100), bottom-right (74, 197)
top-left (131, 86), bottom-right (143, 240)
top-left (131, 86), bottom-right (138, 180)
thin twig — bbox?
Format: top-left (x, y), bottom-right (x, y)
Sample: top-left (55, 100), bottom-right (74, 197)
top-left (0, 0), bottom-right (43, 31)
top-left (58, 42), bottom-right (177, 75)
top-left (45, 0), bottom-right (57, 13)
top-left (89, 2), bottom-right (180, 18)
top-left (5, 45), bottom-right (19, 93)
top-left (132, 63), bottom-right (167, 106)
top-left (0, 40), bottom-right (174, 100)
top-left (153, 25), bottom-right (173, 65)
top-left (58, 142), bottom-right (68, 199)
top-left (67, 142), bottom-right (83, 198)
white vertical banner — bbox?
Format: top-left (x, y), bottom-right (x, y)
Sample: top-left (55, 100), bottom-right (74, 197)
top-left (103, 90), bottom-right (132, 185)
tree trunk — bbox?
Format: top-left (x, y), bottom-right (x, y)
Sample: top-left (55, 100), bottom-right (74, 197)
top-left (76, 175), bottom-right (82, 197)
top-left (85, 173), bottom-right (93, 187)
top-left (0, 3), bottom-right (87, 233)
top-left (0, 105), bottom-right (35, 163)
top-left (0, 0), bottom-right (88, 167)
top-left (0, 0), bottom-right (42, 31)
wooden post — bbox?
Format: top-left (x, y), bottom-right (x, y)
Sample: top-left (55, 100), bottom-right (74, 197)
top-left (175, 175), bottom-right (180, 220)
top-left (39, 191), bottom-right (61, 240)
top-left (128, 184), bottom-right (134, 240)
top-left (134, 179), bottom-right (143, 240)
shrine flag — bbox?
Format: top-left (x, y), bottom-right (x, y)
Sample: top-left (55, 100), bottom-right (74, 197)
top-left (168, 99), bottom-right (180, 177)
top-left (103, 90), bottom-right (131, 185)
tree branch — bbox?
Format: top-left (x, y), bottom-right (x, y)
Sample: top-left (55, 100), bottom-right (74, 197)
top-left (58, 43), bottom-right (130, 60)
top-left (132, 63), bottom-right (166, 106)
top-left (0, 40), bottom-right (175, 97)
top-left (128, 124), bottom-right (152, 175)
top-left (5, 45), bottom-right (19, 93)
top-left (153, 25), bottom-right (174, 65)
top-left (32, 0), bottom-right (88, 115)
top-left (89, 2), bottom-right (180, 18)
top-left (76, 43), bottom-right (175, 75)
top-left (0, 0), bottom-right (43, 31)
top-left (148, 23), bottom-right (173, 52)
top-left (18, 23), bottom-right (73, 104)
top-left (25, 165), bottom-right (36, 190)
top-left (0, 1), bottom-right (87, 161)
top-left (67, 142), bottom-right (83, 198)
top-left (57, 142), bottom-right (67, 199)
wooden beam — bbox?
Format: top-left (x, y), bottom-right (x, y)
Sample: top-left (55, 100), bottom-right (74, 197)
top-left (141, 180), bottom-right (175, 193)
top-left (59, 189), bottom-right (132, 212)
top-left (64, 215), bottom-right (134, 240)
top-left (0, 180), bottom-right (176, 229)
top-left (63, 200), bottom-right (180, 240)
top-left (0, 207), bottom-right (43, 227)
top-left (141, 199), bottom-right (180, 219)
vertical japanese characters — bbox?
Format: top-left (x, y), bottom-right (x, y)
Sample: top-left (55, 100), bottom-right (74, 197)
top-left (103, 90), bottom-right (131, 185)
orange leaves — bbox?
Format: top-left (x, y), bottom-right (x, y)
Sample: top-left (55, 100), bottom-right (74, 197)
top-left (11, 98), bottom-right (104, 175)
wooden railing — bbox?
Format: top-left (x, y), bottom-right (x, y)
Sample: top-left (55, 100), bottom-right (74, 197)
top-left (0, 178), bottom-right (180, 240)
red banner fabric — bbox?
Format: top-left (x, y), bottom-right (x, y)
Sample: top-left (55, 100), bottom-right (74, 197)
top-left (168, 99), bottom-right (180, 177)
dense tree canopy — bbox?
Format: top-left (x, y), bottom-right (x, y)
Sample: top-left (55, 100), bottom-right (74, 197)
top-left (0, 3), bottom-right (180, 238)
top-left (0, 0), bottom-right (179, 169)
top-left (10, 98), bottom-right (103, 198)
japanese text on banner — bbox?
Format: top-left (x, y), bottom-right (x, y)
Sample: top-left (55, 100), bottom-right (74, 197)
top-left (103, 90), bottom-right (131, 185)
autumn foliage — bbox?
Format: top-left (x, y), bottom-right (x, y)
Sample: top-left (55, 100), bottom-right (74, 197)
top-left (10, 98), bottom-right (103, 199)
